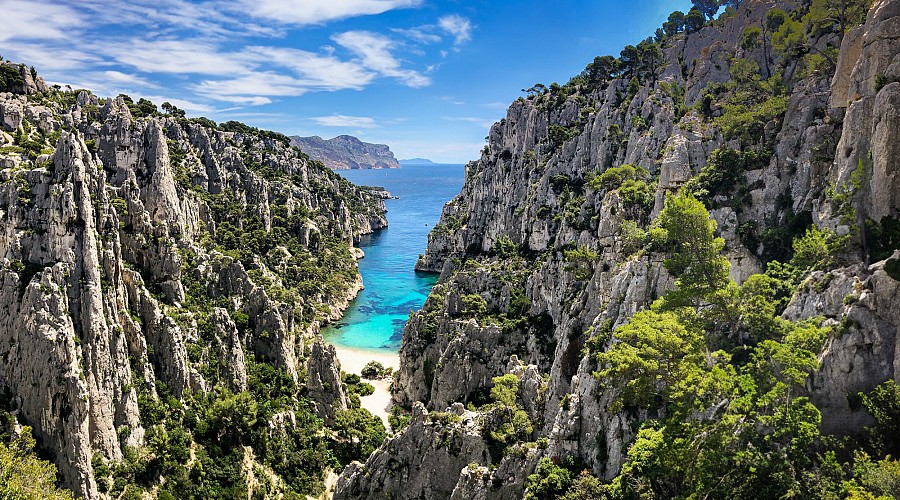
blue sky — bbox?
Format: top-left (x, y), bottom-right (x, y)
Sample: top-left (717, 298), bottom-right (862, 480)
top-left (1, 0), bottom-right (691, 163)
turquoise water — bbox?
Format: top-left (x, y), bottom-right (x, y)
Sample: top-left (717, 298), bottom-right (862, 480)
top-left (323, 164), bottom-right (465, 353)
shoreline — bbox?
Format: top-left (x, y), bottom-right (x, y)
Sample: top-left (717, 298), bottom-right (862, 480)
top-left (332, 344), bottom-right (399, 426)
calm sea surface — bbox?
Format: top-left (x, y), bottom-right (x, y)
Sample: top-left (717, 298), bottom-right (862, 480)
top-left (323, 164), bottom-right (465, 354)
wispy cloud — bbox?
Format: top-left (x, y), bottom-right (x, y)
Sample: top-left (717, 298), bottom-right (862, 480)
top-left (438, 15), bottom-right (472, 46)
top-left (440, 96), bottom-right (466, 105)
top-left (332, 31), bottom-right (431, 88)
top-left (102, 71), bottom-right (156, 88)
top-left (239, 0), bottom-right (421, 26)
top-left (0, 1), bottom-right (83, 42)
top-left (392, 26), bottom-right (442, 44)
top-left (482, 101), bottom-right (511, 110)
top-left (107, 39), bottom-right (250, 76)
top-left (444, 116), bottom-right (497, 129)
top-left (193, 72), bottom-right (324, 104)
top-left (141, 95), bottom-right (216, 113)
top-left (312, 115), bottom-right (378, 128)
top-left (243, 46), bottom-right (375, 90)
top-left (0, 0), bottom-right (466, 111)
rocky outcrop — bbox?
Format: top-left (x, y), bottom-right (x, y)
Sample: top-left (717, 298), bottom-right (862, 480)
top-left (0, 69), bottom-right (386, 497)
top-left (307, 341), bottom-right (349, 425)
top-left (337, 0), bottom-right (900, 498)
top-left (291, 135), bottom-right (400, 170)
top-left (0, 60), bottom-right (49, 95)
top-left (335, 402), bottom-right (492, 500)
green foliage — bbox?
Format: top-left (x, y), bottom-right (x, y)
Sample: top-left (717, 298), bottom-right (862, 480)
top-left (703, 55), bottom-right (788, 146)
top-left (861, 380), bottom-right (900, 458)
top-left (595, 310), bottom-right (706, 413)
top-left (683, 147), bottom-right (768, 210)
top-left (564, 245), bottom-right (600, 280)
top-left (790, 226), bottom-right (848, 274)
top-left (717, 93), bottom-right (788, 143)
top-left (331, 408), bottom-right (387, 465)
top-left (865, 216), bottom-right (900, 262)
top-left (771, 15), bottom-right (805, 57)
top-left (653, 192), bottom-right (731, 308)
top-left (886, 258), bottom-right (900, 281)
top-left (619, 219), bottom-right (648, 256)
top-left (730, 57), bottom-right (761, 85)
top-left (490, 374), bottom-right (520, 408)
top-left (580, 55), bottom-right (620, 87)
top-left (846, 452), bottom-right (900, 499)
top-left (808, 0), bottom-right (872, 34)
top-left (692, 0), bottom-right (719, 19)
top-left (461, 293), bottom-right (488, 317)
top-left (481, 374), bottom-right (534, 459)
top-left (741, 26), bottom-right (762, 50)
top-left (525, 458), bottom-right (574, 500)
top-left (343, 373), bottom-right (375, 406)
top-left (589, 164), bottom-right (649, 193)
top-left (685, 8), bottom-right (706, 33)
top-left (561, 471), bottom-right (606, 500)
top-left (0, 427), bottom-right (74, 499)
top-left (361, 360), bottom-right (386, 379)
top-left (601, 307), bottom-right (833, 498)
top-left (663, 11), bottom-right (686, 36)
top-left (388, 405), bottom-right (411, 433)
top-left (548, 125), bottom-right (579, 147)
top-left (491, 235), bottom-right (521, 258)
top-left (563, 245), bottom-right (599, 263)
top-left (0, 64), bottom-right (25, 93)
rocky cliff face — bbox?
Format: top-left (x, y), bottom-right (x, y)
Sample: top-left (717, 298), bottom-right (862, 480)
top-left (336, 0), bottom-right (900, 498)
top-left (290, 135), bottom-right (400, 170)
top-left (0, 64), bottom-right (386, 497)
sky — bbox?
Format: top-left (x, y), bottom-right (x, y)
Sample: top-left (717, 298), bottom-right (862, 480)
top-left (1, 0), bottom-right (692, 163)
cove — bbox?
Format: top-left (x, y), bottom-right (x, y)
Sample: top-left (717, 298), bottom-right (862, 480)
top-left (324, 164), bottom-right (465, 354)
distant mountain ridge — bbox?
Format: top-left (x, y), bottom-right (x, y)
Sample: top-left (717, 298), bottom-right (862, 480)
top-left (399, 158), bottom-right (436, 165)
top-left (291, 134), bottom-right (400, 170)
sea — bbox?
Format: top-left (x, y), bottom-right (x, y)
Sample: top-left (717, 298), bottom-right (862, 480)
top-left (322, 163), bottom-right (466, 354)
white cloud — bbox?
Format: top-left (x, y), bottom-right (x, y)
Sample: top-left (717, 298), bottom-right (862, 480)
top-left (332, 31), bottom-right (430, 88)
top-left (240, 0), bottom-right (421, 25)
top-left (193, 72), bottom-right (326, 103)
top-left (243, 46), bottom-right (375, 90)
top-left (77, 0), bottom-right (281, 38)
top-left (0, 1), bottom-right (83, 42)
top-left (482, 101), bottom-right (510, 110)
top-left (0, 43), bottom-right (100, 72)
top-left (107, 39), bottom-right (250, 75)
top-left (440, 96), bottom-right (466, 105)
top-left (444, 116), bottom-right (498, 129)
top-left (392, 27), bottom-right (442, 44)
top-left (438, 15), bottom-right (472, 46)
top-left (103, 71), bottom-right (156, 88)
top-left (141, 95), bottom-right (216, 113)
top-left (0, 0), bottom-right (443, 107)
top-left (312, 115), bottom-right (378, 128)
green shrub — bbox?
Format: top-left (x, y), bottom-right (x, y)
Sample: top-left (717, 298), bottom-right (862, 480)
top-left (525, 458), bottom-right (573, 500)
top-left (330, 408), bottom-right (386, 465)
top-left (361, 361), bottom-right (385, 379)
top-left (589, 164), bottom-right (649, 192)
top-left (0, 65), bottom-right (25, 93)
top-left (461, 294), bottom-right (488, 317)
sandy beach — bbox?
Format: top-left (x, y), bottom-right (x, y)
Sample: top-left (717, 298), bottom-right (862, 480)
top-left (333, 345), bottom-right (399, 426)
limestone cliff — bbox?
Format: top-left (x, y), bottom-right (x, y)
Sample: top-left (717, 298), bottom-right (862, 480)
top-left (337, 0), bottom-right (900, 498)
top-left (0, 63), bottom-right (386, 498)
top-left (290, 135), bottom-right (400, 170)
